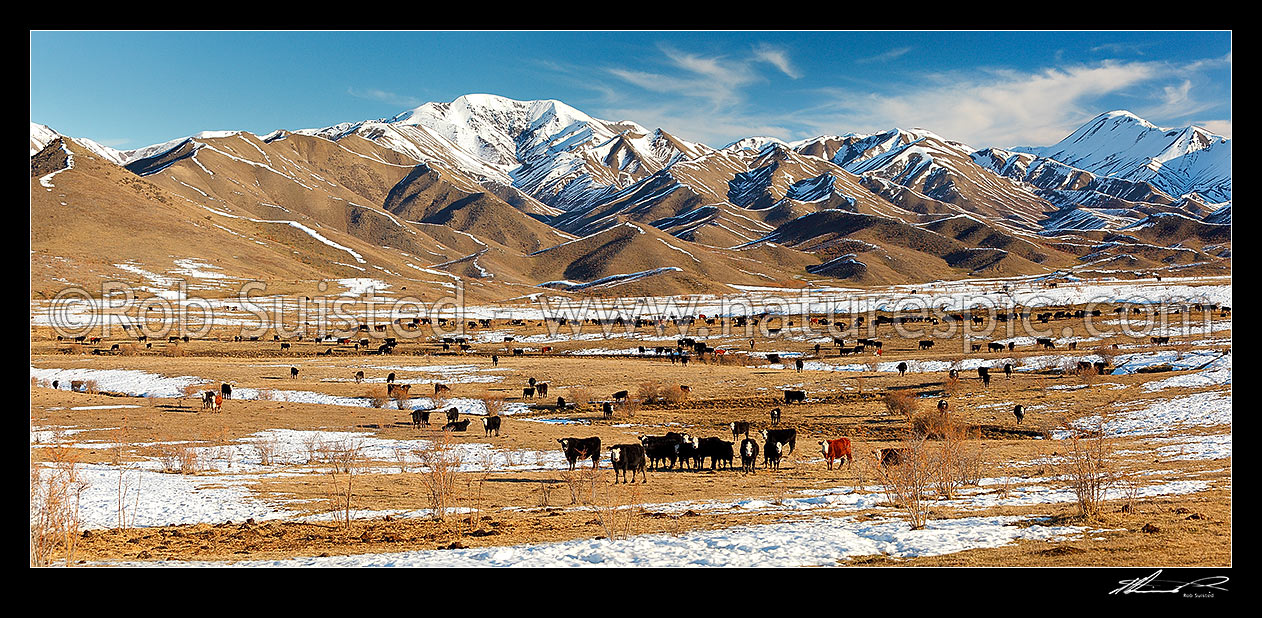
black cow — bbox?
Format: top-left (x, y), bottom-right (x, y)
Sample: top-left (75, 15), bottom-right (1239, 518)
top-left (1013, 404), bottom-right (1025, 425)
top-left (445, 407), bottom-right (460, 423)
top-left (674, 437), bottom-right (702, 470)
top-left (769, 407), bottom-right (782, 424)
top-left (1037, 338), bottom-right (1055, 349)
top-left (918, 340), bottom-right (934, 350)
top-left (536, 382), bottom-right (549, 398)
top-left (697, 437), bottom-right (735, 471)
top-left (760, 428), bottom-right (797, 456)
top-left (443, 419), bottom-right (471, 432)
top-left (559, 437), bottom-right (602, 470)
top-left (794, 358), bottom-right (804, 372)
top-left (354, 371), bottom-right (364, 384)
top-left (434, 383), bottom-right (452, 396)
top-left (730, 421), bottom-right (751, 442)
top-left (978, 366), bottom-right (991, 388)
top-left (740, 438), bottom-right (759, 474)
top-left (609, 444), bottom-right (647, 484)
top-left (877, 448), bottom-right (908, 467)
top-left (764, 439), bottom-right (786, 470)
top-left (482, 416), bottom-right (502, 437)
top-left (290, 366), bottom-right (299, 379)
top-left (602, 402), bottom-right (614, 419)
top-left (612, 390), bottom-right (629, 402)
top-left (783, 390), bottom-right (806, 404)
top-left (988, 342), bottom-right (1005, 353)
top-left (411, 410), bottom-right (430, 428)
top-left (387, 372), bottom-right (396, 384)
top-left (897, 361), bottom-right (908, 376)
top-left (221, 383), bottom-right (232, 399)
top-left (523, 386), bottom-right (535, 398)
top-left (641, 433), bottom-right (691, 470)
top-left (1004, 363), bottom-right (1013, 379)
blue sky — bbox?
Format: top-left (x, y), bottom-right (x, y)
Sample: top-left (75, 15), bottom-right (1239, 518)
top-left (30, 30), bottom-right (1232, 151)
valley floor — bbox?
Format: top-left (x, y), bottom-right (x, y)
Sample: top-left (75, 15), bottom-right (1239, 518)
top-left (29, 279), bottom-right (1232, 568)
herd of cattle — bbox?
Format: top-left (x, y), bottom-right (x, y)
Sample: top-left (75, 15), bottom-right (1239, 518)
top-left (557, 423), bottom-right (857, 484)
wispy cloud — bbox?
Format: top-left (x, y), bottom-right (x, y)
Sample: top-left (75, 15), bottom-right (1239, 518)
top-left (855, 46), bottom-right (914, 64)
top-left (347, 87), bottom-right (423, 108)
top-left (792, 59), bottom-right (1203, 147)
top-left (752, 43), bottom-right (801, 78)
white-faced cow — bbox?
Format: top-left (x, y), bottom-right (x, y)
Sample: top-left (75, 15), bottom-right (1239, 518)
top-left (609, 443), bottom-right (647, 483)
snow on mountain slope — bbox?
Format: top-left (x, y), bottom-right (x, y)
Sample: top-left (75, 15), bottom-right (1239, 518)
top-left (30, 122), bottom-right (59, 156)
top-left (1017, 110), bottom-right (1231, 202)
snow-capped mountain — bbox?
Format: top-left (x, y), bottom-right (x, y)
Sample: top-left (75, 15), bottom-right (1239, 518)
top-left (30, 100), bottom-right (1231, 296)
top-left (1014, 110), bottom-right (1231, 203)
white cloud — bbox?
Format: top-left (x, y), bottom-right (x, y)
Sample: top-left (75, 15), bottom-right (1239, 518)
top-left (347, 87), bottom-right (423, 108)
top-left (752, 43), bottom-right (802, 78)
top-left (855, 46), bottom-right (914, 64)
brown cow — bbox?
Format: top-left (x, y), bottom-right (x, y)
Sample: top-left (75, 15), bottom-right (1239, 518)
top-left (819, 438), bottom-right (853, 470)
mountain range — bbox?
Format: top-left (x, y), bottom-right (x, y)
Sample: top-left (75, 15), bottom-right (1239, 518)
top-left (30, 95), bottom-right (1231, 301)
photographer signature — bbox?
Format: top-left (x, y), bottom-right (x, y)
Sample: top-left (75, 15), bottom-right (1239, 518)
top-left (1110, 570), bottom-right (1229, 595)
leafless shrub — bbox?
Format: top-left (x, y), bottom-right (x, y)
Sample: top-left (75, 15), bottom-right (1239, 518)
top-left (30, 446), bottom-right (87, 567)
top-left (253, 435), bottom-right (281, 466)
top-left (636, 380), bottom-right (662, 404)
top-left (482, 395), bottom-right (508, 418)
top-left (568, 386), bottom-right (594, 408)
top-left (161, 344), bottom-right (186, 357)
top-left (83, 379), bottom-right (99, 394)
top-left (323, 436), bottom-right (365, 533)
top-left (562, 467), bottom-right (641, 540)
top-left (302, 434), bottom-right (325, 464)
top-left (1058, 414), bottom-right (1118, 521)
top-left (882, 390), bottom-right (919, 419)
top-left (873, 436), bottom-right (933, 530)
top-left (413, 429), bottom-right (464, 521)
top-left (619, 397), bottom-right (642, 418)
top-left (537, 480), bottom-right (556, 507)
top-left (928, 422), bottom-right (983, 499)
top-left (659, 384), bottom-right (687, 404)
top-left (368, 387), bottom-right (389, 409)
top-left (157, 441), bottom-right (207, 475)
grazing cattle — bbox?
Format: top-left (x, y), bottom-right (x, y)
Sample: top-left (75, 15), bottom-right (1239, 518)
top-left (819, 438), bottom-right (853, 470)
top-left (522, 387), bottom-right (535, 398)
top-left (1068, 341), bottom-right (1078, 351)
top-left (971, 343), bottom-right (982, 352)
top-left (769, 407), bottom-right (782, 424)
top-left (783, 390), bottom-right (806, 404)
top-left (760, 428), bottom-right (797, 456)
top-left (674, 437), bottom-right (702, 470)
top-left (482, 416), bottom-right (502, 437)
top-left (697, 437), bottom-right (734, 471)
top-left (1094, 361), bottom-right (1110, 375)
top-left (387, 372), bottom-right (396, 384)
top-left (434, 383), bottom-right (451, 396)
top-left (641, 434), bottom-right (684, 470)
top-left (354, 371), bottom-right (364, 383)
top-left (764, 440), bottom-right (786, 471)
top-left (202, 391), bottom-right (216, 411)
top-left (280, 343), bottom-right (290, 351)
top-left (602, 402), bottom-right (614, 419)
top-left (938, 399), bottom-right (950, 413)
top-left (1013, 404), bottom-right (1025, 425)
top-left (536, 382), bottom-right (549, 398)
top-left (445, 408), bottom-right (460, 423)
top-left (528, 377), bottom-right (537, 387)
top-left (794, 358), bottom-right (804, 372)
top-left (1008, 342), bottom-right (1015, 352)
top-left (1037, 338), bottom-right (1055, 350)
top-left (918, 339), bottom-right (934, 350)
top-left (978, 366), bottom-right (991, 388)
top-left (443, 419), bottom-right (471, 432)
top-left (1151, 336), bottom-right (1171, 345)
top-left (556, 396), bottom-right (567, 410)
top-left (491, 355), bottom-right (499, 367)
top-left (740, 439), bottom-right (759, 474)
top-left (52, 380), bottom-right (59, 390)
top-left (388, 383), bottom-right (412, 399)
top-left (730, 421), bottom-right (751, 442)
top-left (410, 410), bottom-right (430, 428)
top-left (290, 367), bottom-right (299, 379)
top-left (948, 368), bottom-right (960, 380)
top-left (612, 390), bottom-right (629, 403)
top-left (897, 361), bottom-right (908, 376)
top-left (559, 437), bottom-right (602, 470)
top-left (766, 354), bottom-right (781, 364)
top-left (609, 444), bottom-right (647, 484)
top-left (221, 383), bottom-right (232, 399)
top-left (512, 349), bottom-right (523, 356)
top-left (877, 448), bottom-right (908, 467)
top-left (988, 342), bottom-right (1005, 353)
top-left (1004, 363), bottom-right (1013, 379)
